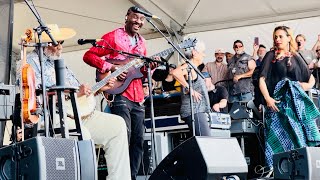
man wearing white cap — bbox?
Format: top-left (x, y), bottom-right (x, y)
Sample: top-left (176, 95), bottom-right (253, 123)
top-left (202, 48), bottom-right (228, 86)
top-left (18, 24), bottom-right (131, 180)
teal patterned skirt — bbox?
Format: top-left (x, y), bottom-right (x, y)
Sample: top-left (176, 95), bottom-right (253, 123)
top-left (264, 79), bottom-right (320, 167)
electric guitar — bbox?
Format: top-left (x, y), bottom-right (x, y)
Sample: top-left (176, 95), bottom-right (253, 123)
top-left (66, 58), bottom-right (144, 119)
top-left (96, 38), bottom-right (198, 95)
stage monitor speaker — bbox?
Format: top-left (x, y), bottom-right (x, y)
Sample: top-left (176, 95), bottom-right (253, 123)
top-left (0, 137), bottom-right (97, 180)
top-left (149, 136), bottom-right (248, 180)
top-left (77, 139), bottom-right (97, 180)
top-left (273, 147), bottom-right (320, 180)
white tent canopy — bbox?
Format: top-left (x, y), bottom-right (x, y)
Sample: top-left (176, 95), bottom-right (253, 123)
top-left (13, 0), bottom-right (320, 53)
top-left (11, 0), bottom-right (320, 85)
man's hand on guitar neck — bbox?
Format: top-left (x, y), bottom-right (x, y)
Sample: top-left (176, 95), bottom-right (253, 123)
top-left (98, 77), bottom-right (116, 93)
top-left (111, 65), bottom-right (127, 81)
top-left (78, 84), bottom-right (92, 97)
top-left (150, 56), bottom-right (161, 70)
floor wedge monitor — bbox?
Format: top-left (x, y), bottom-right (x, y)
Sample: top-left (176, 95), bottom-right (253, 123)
top-left (149, 136), bottom-right (248, 180)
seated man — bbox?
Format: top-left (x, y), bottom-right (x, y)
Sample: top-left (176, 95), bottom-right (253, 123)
top-left (204, 77), bottom-right (228, 113)
top-left (17, 24), bottom-right (130, 180)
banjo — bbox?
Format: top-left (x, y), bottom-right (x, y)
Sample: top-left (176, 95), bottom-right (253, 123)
top-left (66, 58), bottom-right (144, 119)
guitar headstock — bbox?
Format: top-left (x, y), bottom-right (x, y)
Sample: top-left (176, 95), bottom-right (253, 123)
top-left (178, 38), bottom-right (198, 49)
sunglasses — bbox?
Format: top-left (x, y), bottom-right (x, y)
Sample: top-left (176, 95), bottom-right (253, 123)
top-left (48, 40), bottom-right (64, 46)
top-left (233, 45), bottom-right (243, 48)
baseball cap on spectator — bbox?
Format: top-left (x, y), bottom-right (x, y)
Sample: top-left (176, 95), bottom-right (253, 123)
top-left (215, 48), bottom-right (225, 54)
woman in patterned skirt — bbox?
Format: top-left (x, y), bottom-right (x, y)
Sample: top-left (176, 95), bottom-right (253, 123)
top-left (259, 26), bottom-right (320, 169)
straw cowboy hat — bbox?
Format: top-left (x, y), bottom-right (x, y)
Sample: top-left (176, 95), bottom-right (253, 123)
top-left (34, 24), bottom-right (76, 42)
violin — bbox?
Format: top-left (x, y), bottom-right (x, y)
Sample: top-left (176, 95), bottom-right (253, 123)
top-left (20, 29), bottom-right (39, 124)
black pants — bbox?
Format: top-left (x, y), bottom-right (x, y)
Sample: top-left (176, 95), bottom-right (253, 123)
top-left (183, 112), bottom-right (211, 136)
top-left (111, 95), bottom-right (145, 180)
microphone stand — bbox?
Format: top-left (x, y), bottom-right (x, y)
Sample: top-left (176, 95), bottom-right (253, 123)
top-left (92, 43), bottom-right (164, 167)
top-left (146, 18), bottom-right (205, 137)
top-left (24, 0), bottom-right (59, 138)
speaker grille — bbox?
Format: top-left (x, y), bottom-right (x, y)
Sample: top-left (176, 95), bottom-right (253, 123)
top-left (41, 138), bottom-right (79, 180)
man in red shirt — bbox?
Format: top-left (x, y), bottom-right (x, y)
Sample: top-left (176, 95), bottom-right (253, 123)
top-left (83, 6), bottom-right (156, 180)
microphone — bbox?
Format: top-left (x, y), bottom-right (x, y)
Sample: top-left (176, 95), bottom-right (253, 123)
top-left (131, 6), bottom-right (160, 19)
top-left (54, 59), bottom-right (66, 86)
top-left (78, 39), bottom-right (103, 45)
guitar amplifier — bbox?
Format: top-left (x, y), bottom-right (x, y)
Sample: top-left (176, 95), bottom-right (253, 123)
top-left (0, 84), bottom-right (15, 120)
top-left (208, 112), bottom-right (231, 129)
top-left (144, 115), bottom-right (188, 132)
top-left (230, 119), bottom-right (261, 134)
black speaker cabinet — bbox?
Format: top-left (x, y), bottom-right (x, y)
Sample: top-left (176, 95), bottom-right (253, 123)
top-left (149, 136), bottom-right (248, 180)
top-left (232, 134), bottom-right (265, 179)
top-left (273, 147), bottom-right (320, 180)
top-left (0, 137), bottom-right (97, 180)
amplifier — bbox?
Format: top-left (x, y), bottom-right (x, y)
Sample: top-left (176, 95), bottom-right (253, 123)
top-left (208, 112), bottom-right (231, 129)
top-left (273, 147), bottom-right (320, 180)
top-left (144, 115), bottom-right (188, 132)
top-left (0, 137), bottom-right (97, 180)
top-left (138, 133), bottom-right (169, 176)
top-left (230, 119), bottom-right (261, 134)
top-left (0, 84), bottom-right (15, 120)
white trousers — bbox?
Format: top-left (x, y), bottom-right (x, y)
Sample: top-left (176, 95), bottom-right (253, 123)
top-left (63, 110), bottom-right (131, 180)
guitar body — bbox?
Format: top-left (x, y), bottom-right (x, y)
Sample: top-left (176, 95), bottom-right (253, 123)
top-left (21, 64), bottom-right (39, 123)
top-left (96, 58), bottom-right (144, 95)
top-left (66, 94), bottom-right (96, 119)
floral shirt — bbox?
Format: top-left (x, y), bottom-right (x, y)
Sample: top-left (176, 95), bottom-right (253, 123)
top-left (17, 50), bottom-right (80, 89)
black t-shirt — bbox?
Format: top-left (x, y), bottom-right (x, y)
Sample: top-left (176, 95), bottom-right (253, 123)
top-left (260, 50), bottom-right (311, 101)
top-left (208, 85), bottom-right (228, 112)
top-left (162, 79), bottom-right (177, 92)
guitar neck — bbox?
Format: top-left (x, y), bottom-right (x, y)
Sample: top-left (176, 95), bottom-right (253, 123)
top-left (91, 60), bottom-right (137, 93)
top-left (150, 46), bottom-right (177, 58)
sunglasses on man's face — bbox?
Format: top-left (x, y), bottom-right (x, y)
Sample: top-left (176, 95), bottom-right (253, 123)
top-left (233, 45), bottom-right (243, 49)
top-left (48, 40), bottom-right (64, 46)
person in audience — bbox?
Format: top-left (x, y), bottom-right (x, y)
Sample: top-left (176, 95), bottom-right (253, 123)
top-left (225, 52), bottom-right (234, 63)
top-left (259, 25), bottom-right (320, 171)
top-left (17, 24), bottom-right (131, 180)
top-left (252, 44), bottom-right (267, 108)
top-left (312, 34), bottom-right (320, 52)
top-left (161, 64), bottom-right (181, 93)
top-left (204, 78), bottom-right (228, 113)
top-left (296, 34), bottom-right (318, 69)
top-left (172, 40), bottom-right (211, 136)
top-left (227, 40), bottom-right (256, 103)
top-left (316, 46), bottom-right (320, 60)
top-left (311, 35), bottom-right (320, 87)
top-left (202, 48), bottom-right (228, 87)
top-left (253, 44), bottom-right (267, 67)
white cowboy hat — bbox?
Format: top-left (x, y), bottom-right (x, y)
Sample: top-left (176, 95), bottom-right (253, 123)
top-left (34, 24), bottom-right (76, 42)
